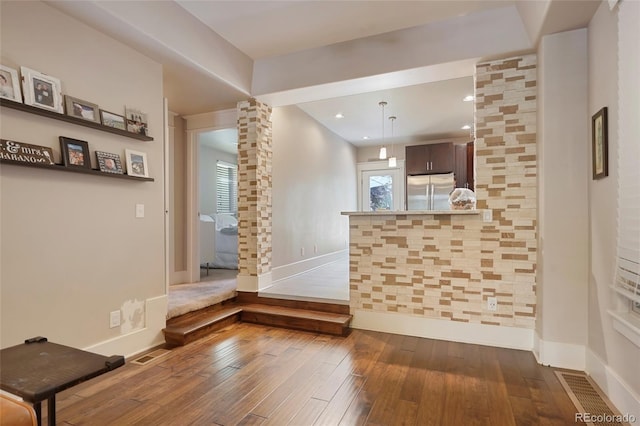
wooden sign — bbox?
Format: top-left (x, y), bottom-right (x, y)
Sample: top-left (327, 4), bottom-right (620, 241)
top-left (0, 139), bottom-right (55, 165)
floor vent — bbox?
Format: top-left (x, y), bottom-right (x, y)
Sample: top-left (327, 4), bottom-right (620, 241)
top-left (132, 348), bottom-right (171, 366)
top-left (555, 371), bottom-right (631, 426)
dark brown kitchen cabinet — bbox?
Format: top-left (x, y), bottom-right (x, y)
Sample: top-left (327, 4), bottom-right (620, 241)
top-left (405, 142), bottom-right (454, 175)
top-left (454, 141), bottom-right (474, 190)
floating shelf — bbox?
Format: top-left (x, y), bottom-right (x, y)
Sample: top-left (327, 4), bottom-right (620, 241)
top-left (0, 100), bottom-right (153, 142)
top-left (0, 159), bottom-right (154, 182)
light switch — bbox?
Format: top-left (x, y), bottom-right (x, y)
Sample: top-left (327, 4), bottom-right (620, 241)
top-left (136, 204), bottom-right (144, 218)
top-left (483, 209), bottom-right (492, 222)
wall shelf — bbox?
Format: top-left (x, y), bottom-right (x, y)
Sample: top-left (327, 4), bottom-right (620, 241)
top-left (0, 100), bottom-right (153, 142)
top-left (0, 159), bottom-right (154, 182)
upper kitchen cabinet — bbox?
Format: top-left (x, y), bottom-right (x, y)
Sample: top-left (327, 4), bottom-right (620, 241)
top-left (405, 142), bottom-right (454, 175)
top-left (454, 141), bottom-right (475, 190)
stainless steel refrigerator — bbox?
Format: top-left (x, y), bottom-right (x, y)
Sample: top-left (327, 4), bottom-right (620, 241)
top-left (406, 173), bottom-right (455, 211)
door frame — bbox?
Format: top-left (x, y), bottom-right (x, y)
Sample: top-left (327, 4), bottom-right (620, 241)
top-left (356, 160), bottom-right (405, 211)
top-left (184, 109), bottom-right (238, 283)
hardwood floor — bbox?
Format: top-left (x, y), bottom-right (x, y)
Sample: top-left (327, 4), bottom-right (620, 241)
top-left (49, 323), bottom-right (578, 425)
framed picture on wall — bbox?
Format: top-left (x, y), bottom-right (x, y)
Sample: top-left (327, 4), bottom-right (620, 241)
top-left (59, 136), bottom-right (91, 169)
top-left (100, 110), bottom-right (126, 130)
top-left (20, 66), bottom-right (64, 113)
top-left (125, 107), bottom-right (148, 136)
top-left (0, 65), bottom-right (22, 103)
top-left (125, 149), bottom-right (149, 178)
top-left (64, 95), bottom-right (100, 123)
top-left (95, 151), bottom-right (123, 174)
top-left (591, 107), bottom-right (608, 180)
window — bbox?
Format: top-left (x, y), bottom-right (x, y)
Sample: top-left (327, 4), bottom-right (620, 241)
top-left (357, 161), bottom-right (404, 212)
top-left (216, 161), bottom-right (237, 214)
top-left (610, 0), bottom-right (640, 347)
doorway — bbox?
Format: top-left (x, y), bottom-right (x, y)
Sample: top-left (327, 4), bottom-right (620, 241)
top-left (197, 128), bottom-right (239, 281)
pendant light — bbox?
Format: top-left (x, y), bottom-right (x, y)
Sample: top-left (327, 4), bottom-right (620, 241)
top-left (388, 115), bottom-right (397, 168)
top-left (378, 101), bottom-right (387, 160)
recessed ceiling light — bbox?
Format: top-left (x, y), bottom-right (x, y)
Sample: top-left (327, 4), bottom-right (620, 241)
top-left (461, 124), bottom-right (471, 130)
top-left (335, 113), bottom-right (344, 119)
top-left (463, 95), bottom-right (474, 102)
top-left (363, 136), bottom-right (369, 140)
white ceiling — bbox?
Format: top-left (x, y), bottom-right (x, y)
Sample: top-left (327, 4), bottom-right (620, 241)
top-left (48, 1), bottom-right (599, 149)
top-left (176, 1), bottom-right (511, 60)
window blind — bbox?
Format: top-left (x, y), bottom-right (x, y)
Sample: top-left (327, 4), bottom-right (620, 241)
top-left (216, 161), bottom-right (238, 214)
top-left (615, 0), bottom-right (640, 304)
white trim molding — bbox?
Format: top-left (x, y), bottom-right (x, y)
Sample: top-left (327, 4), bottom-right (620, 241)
top-left (270, 250), bottom-right (347, 283)
top-left (608, 310), bottom-right (640, 348)
top-left (237, 272), bottom-right (273, 292)
top-left (351, 310), bottom-right (534, 350)
top-left (587, 349), bottom-right (640, 419)
top-left (83, 295), bottom-right (168, 359)
top-left (533, 333), bottom-right (586, 370)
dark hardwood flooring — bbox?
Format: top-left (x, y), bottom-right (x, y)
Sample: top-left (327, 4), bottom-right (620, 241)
top-left (48, 323), bottom-right (578, 425)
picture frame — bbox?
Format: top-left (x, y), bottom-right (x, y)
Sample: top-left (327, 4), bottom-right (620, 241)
top-left (0, 65), bottom-right (22, 103)
top-left (125, 107), bottom-right (148, 136)
top-left (59, 136), bottom-right (91, 169)
top-left (64, 95), bottom-right (100, 123)
top-left (20, 66), bottom-right (63, 113)
top-left (592, 107), bottom-right (608, 180)
top-left (125, 149), bottom-right (149, 178)
top-left (95, 151), bottom-right (123, 174)
top-left (100, 110), bottom-right (126, 130)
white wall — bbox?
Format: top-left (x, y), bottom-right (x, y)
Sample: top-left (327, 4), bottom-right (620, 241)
top-left (198, 145), bottom-right (237, 216)
top-left (536, 28), bottom-right (589, 367)
top-left (271, 105), bottom-right (357, 268)
top-left (0, 1), bottom-right (166, 354)
top-left (587, 0), bottom-right (640, 414)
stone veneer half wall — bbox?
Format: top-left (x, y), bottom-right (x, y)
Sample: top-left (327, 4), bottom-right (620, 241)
top-left (349, 54), bottom-right (538, 330)
top-left (237, 99), bottom-right (273, 285)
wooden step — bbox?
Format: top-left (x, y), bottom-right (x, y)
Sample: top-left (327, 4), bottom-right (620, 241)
top-left (163, 300), bottom-right (353, 346)
top-left (163, 304), bottom-right (243, 347)
top-left (236, 291), bottom-right (350, 315)
top-left (240, 304), bottom-right (352, 336)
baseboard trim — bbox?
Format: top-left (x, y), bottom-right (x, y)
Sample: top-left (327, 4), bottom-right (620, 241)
top-left (586, 348), bottom-right (640, 419)
top-left (351, 310), bottom-right (534, 350)
top-left (83, 295), bottom-right (168, 358)
top-left (534, 333), bottom-right (586, 370)
top-left (237, 272), bottom-right (272, 292)
top-left (270, 250), bottom-right (347, 282)
top-left (170, 270), bottom-right (189, 285)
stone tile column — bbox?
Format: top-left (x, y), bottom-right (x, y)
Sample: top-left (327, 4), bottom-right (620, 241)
top-left (236, 99), bottom-right (272, 292)
top-left (475, 54), bottom-right (538, 327)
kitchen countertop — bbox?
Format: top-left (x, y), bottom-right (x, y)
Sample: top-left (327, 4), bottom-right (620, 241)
top-left (341, 210), bottom-right (480, 216)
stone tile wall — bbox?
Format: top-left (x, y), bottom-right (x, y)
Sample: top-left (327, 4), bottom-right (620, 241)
top-left (237, 99), bottom-right (273, 278)
top-left (349, 54), bottom-right (538, 329)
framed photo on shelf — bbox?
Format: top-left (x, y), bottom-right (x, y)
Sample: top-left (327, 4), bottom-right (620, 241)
top-left (64, 95), bottom-right (100, 123)
top-left (20, 66), bottom-right (63, 113)
top-left (125, 149), bottom-right (149, 178)
top-left (592, 106), bottom-right (608, 180)
top-left (100, 110), bottom-right (126, 130)
top-left (125, 107), bottom-right (148, 136)
top-left (95, 151), bottom-right (123, 174)
top-left (0, 65), bottom-right (22, 103)
top-left (59, 136), bottom-right (91, 169)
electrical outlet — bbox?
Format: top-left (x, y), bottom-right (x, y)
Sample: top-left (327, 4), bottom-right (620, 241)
top-left (135, 204), bottom-right (144, 218)
top-left (110, 310), bottom-right (121, 328)
top-left (483, 209), bottom-right (493, 222)
top-left (301, 247), bottom-right (305, 256)
top-left (487, 297), bottom-right (497, 311)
